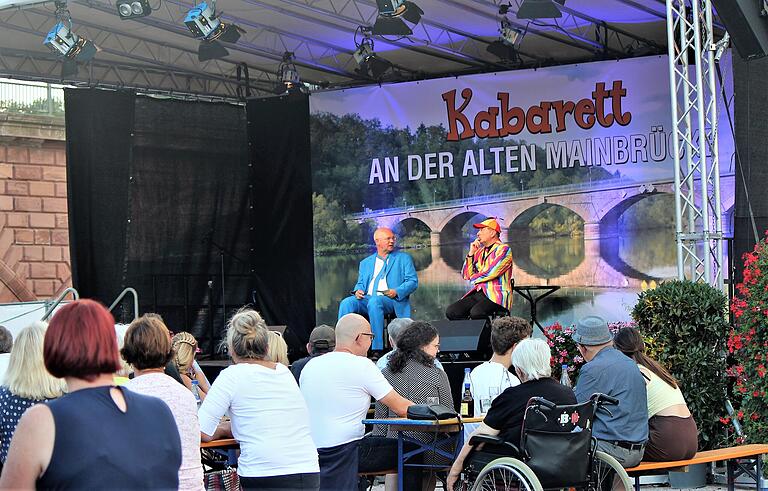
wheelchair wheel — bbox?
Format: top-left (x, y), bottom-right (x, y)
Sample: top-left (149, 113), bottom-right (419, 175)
top-left (590, 451), bottom-right (633, 491)
top-left (470, 457), bottom-right (543, 491)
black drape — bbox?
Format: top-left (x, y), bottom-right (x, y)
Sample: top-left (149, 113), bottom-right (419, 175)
top-left (65, 89), bottom-right (134, 303)
top-left (66, 89), bottom-right (316, 356)
top-left (247, 94), bottom-right (316, 347)
top-left (733, 56), bottom-right (768, 282)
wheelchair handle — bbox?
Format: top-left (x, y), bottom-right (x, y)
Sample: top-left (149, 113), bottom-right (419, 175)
top-left (591, 393), bottom-right (619, 406)
top-left (528, 397), bottom-right (556, 409)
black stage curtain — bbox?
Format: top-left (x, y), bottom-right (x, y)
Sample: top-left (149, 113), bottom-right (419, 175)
top-left (247, 94), bottom-right (316, 349)
top-left (733, 56), bottom-right (768, 283)
top-left (66, 89), bottom-right (316, 356)
top-left (65, 89), bottom-right (134, 303)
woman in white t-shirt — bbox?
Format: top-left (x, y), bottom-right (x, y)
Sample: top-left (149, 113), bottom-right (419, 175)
top-left (199, 309), bottom-right (319, 490)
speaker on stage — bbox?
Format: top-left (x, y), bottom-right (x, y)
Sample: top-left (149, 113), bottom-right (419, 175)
top-left (432, 319), bottom-right (491, 361)
top-left (711, 0), bottom-right (768, 60)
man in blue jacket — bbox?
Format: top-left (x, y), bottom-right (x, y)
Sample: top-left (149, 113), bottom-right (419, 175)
top-left (338, 227), bottom-right (418, 350)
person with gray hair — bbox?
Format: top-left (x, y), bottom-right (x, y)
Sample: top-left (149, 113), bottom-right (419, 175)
top-left (199, 308), bottom-right (320, 489)
top-left (447, 338), bottom-right (576, 491)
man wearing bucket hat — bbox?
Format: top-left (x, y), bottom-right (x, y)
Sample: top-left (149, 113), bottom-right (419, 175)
top-left (572, 315), bottom-right (649, 468)
top-left (445, 217), bottom-right (514, 320)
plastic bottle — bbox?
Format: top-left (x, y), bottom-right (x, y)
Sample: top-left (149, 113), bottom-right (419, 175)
top-left (460, 368), bottom-right (474, 417)
top-left (191, 379), bottom-right (202, 405)
top-left (560, 364), bottom-right (572, 388)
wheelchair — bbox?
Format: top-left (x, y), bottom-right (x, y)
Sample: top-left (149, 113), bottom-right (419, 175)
top-left (457, 393), bottom-right (633, 491)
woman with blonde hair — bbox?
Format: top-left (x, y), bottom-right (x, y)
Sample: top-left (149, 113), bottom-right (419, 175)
top-left (0, 322), bottom-right (66, 464)
top-left (267, 332), bottom-right (289, 365)
top-left (199, 308), bottom-right (319, 489)
top-left (172, 332), bottom-right (209, 401)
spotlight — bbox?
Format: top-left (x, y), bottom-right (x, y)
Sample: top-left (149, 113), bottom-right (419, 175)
top-left (487, 14), bottom-right (523, 61)
top-left (353, 30), bottom-right (391, 79)
top-left (43, 21), bottom-right (96, 62)
top-left (116, 0), bottom-right (151, 19)
top-left (277, 51), bottom-right (305, 94)
top-left (517, 0), bottom-right (564, 19)
top-left (373, 0), bottom-right (423, 36)
top-left (184, 1), bottom-right (243, 60)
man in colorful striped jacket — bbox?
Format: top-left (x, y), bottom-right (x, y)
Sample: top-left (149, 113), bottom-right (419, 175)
top-left (445, 218), bottom-right (514, 320)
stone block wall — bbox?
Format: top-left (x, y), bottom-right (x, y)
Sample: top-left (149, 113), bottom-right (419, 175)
top-left (0, 114), bottom-right (70, 303)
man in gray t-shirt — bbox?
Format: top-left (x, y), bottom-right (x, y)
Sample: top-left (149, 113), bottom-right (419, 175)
top-left (572, 316), bottom-right (648, 468)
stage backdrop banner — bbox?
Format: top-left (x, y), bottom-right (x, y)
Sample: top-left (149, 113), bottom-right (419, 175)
top-left (309, 55), bottom-right (735, 327)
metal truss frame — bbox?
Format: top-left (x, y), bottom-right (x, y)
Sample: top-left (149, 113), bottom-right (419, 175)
top-left (665, 0), bottom-right (724, 289)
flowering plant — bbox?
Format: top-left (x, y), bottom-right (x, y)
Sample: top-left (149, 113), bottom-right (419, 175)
top-left (546, 321), bottom-right (634, 382)
top-left (727, 235), bottom-right (768, 447)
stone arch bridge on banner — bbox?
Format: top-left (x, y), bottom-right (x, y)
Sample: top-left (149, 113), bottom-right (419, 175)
top-left (345, 174), bottom-right (736, 289)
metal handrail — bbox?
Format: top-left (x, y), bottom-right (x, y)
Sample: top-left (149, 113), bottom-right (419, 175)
top-left (108, 287), bottom-right (139, 322)
top-left (41, 287), bottom-right (80, 321)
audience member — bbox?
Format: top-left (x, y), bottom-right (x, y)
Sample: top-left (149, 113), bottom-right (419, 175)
top-left (0, 322), bottom-right (65, 465)
top-left (267, 331), bottom-right (290, 365)
top-left (199, 308), bottom-right (319, 490)
top-left (573, 316), bottom-right (648, 468)
top-left (291, 325), bottom-right (335, 382)
top-left (447, 338), bottom-right (576, 491)
top-left (300, 313), bottom-right (413, 491)
top-left (614, 326), bottom-right (697, 461)
top-left (0, 325), bottom-right (12, 385)
top-left (376, 318), bottom-right (443, 371)
top-left (143, 313), bottom-right (185, 385)
top-left (375, 321), bottom-right (454, 490)
top-left (464, 316), bottom-right (530, 438)
top-left (113, 323), bottom-right (132, 385)
top-left (172, 332), bottom-right (209, 401)
top-left (0, 299), bottom-right (181, 488)
top-left (122, 314), bottom-right (204, 490)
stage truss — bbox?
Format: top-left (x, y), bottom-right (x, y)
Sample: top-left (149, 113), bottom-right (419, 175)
top-left (665, 0), bottom-right (725, 289)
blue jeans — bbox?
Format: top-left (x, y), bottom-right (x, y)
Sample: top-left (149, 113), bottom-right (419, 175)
top-left (338, 295), bottom-right (396, 350)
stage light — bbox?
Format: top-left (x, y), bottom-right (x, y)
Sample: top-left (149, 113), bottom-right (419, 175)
top-left (373, 0), bottom-right (423, 36)
top-left (277, 51), bottom-right (306, 94)
top-left (116, 0), bottom-right (151, 19)
top-left (184, 1), bottom-right (244, 61)
top-left (517, 0), bottom-right (564, 19)
top-left (486, 17), bottom-right (523, 61)
top-left (353, 29), bottom-right (392, 79)
top-left (43, 21), bottom-right (96, 62)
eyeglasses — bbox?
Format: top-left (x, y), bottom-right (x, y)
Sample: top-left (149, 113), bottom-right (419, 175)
top-left (356, 332), bottom-right (376, 341)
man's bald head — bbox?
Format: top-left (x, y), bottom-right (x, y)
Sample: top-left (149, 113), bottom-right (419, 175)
top-left (336, 313), bottom-right (370, 344)
top-left (373, 227), bottom-right (396, 256)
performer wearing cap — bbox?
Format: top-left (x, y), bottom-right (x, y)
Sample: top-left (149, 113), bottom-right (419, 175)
top-left (338, 227), bottom-right (418, 351)
top-left (445, 218), bottom-right (514, 320)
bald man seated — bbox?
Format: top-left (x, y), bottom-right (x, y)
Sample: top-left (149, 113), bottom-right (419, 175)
top-left (300, 314), bottom-right (413, 491)
top-left (338, 227), bottom-right (418, 350)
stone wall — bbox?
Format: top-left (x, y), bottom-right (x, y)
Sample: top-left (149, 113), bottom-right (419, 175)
top-left (0, 113), bottom-right (70, 303)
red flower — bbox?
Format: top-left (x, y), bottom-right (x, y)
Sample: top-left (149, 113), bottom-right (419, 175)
top-left (719, 416), bottom-right (731, 424)
top-left (751, 413), bottom-right (760, 421)
top-left (738, 411), bottom-right (744, 419)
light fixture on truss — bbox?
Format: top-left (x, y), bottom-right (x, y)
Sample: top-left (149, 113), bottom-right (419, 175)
top-left (353, 27), bottom-right (392, 79)
top-left (277, 51), bottom-right (306, 94)
top-left (43, 2), bottom-right (97, 77)
top-left (116, 0), bottom-right (151, 20)
top-left (517, 0), bottom-right (564, 20)
top-left (487, 5), bottom-right (524, 62)
top-left (373, 0), bottom-right (423, 36)
top-left (184, 1), bottom-right (244, 61)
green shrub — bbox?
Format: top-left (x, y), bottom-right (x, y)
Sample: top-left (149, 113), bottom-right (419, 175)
top-left (631, 280), bottom-right (729, 450)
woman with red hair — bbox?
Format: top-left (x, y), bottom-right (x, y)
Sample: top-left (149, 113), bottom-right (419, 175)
top-left (0, 299), bottom-right (182, 488)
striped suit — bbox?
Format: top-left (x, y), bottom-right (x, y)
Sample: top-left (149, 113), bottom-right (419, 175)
top-left (461, 242), bottom-right (514, 311)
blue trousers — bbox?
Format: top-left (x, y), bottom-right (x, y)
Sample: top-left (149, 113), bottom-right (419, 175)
top-left (338, 294), bottom-right (395, 350)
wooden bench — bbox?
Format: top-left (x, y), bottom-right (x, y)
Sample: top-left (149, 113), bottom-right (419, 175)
top-left (624, 444), bottom-right (768, 491)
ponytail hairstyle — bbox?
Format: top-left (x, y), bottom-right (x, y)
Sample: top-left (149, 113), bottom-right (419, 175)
top-left (387, 321), bottom-right (438, 374)
top-left (614, 326), bottom-right (678, 388)
top-left (226, 308), bottom-right (270, 361)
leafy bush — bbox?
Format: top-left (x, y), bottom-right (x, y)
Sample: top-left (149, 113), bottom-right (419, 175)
top-left (631, 280), bottom-right (729, 450)
top-left (727, 237), bottom-right (768, 446)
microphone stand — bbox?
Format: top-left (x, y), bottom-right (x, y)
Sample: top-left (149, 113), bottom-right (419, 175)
top-left (207, 238), bottom-right (247, 358)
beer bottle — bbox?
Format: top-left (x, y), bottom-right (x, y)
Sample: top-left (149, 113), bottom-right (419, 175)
top-left (460, 368), bottom-right (474, 417)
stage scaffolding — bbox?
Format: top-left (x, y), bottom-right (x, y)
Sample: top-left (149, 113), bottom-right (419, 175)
top-left (665, 0), bottom-right (725, 290)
